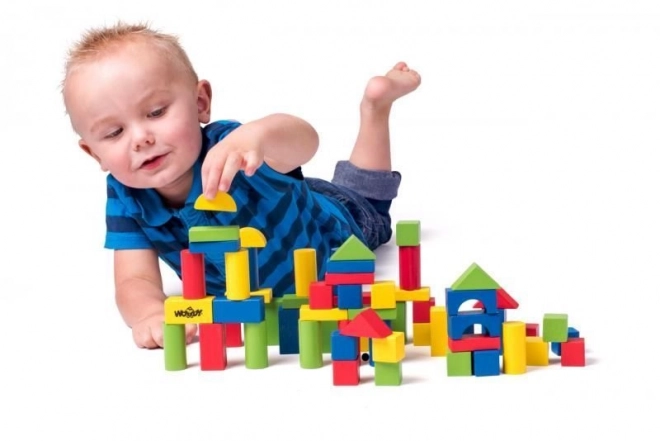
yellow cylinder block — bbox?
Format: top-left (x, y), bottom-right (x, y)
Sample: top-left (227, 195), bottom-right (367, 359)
top-left (503, 321), bottom-right (527, 374)
top-left (225, 249), bottom-right (250, 300)
top-left (294, 248), bottom-right (317, 297)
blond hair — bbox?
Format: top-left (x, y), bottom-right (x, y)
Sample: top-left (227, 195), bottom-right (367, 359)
top-left (61, 21), bottom-right (198, 94)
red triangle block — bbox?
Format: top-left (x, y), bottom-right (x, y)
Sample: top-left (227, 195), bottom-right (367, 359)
top-left (474, 288), bottom-right (519, 310)
top-left (340, 308), bottom-right (392, 339)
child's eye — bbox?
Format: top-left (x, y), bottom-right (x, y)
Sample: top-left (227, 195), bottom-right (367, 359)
top-left (149, 107), bottom-right (166, 117)
top-left (106, 128), bottom-right (123, 138)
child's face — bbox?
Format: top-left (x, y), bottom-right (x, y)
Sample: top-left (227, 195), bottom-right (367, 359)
top-left (65, 40), bottom-right (211, 200)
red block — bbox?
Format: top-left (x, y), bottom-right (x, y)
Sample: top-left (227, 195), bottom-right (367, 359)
top-left (181, 249), bottom-right (206, 300)
top-left (340, 309), bottom-right (392, 338)
top-left (474, 288), bottom-right (519, 310)
top-left (332, 359), bottom-right (360, 386)
top-left (362, 292), bottom-right (371, 306)
top-left (225, 323), bottom-right (243, 347)
top-left (199, 324), bottom-right (227, 370)
top-left (560, 337), bottom-right (586, 367)
top-left (325, 272), bottom-right (375, 285)
top-left (412, 297), bottom-right (436, 323)
top-left (399, 245), bottom-right (421, 290)
top-left (448, 334), bottom-right (501, 352)
top-left (526, 323), bottom-right (539, 337)
top-left (309, 281), bottom-right (334, 309)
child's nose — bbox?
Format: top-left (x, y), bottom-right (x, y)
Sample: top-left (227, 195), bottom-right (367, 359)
top-left (133, 131), bottom-right (155, 151)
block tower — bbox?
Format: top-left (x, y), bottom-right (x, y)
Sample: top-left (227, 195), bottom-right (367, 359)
top-left (296, 234), bottom-right (407, 386)
top-left (444, 263), bottom-right (519, 376)
top-left (162, 192), bottom-right (273, 371)
top-left (395, 220), bottom-right (432, 343)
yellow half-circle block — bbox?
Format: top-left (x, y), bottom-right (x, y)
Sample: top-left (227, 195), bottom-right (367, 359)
top-left (193, 192), bottom-right (237, 212)
top-left (240, 227), bottom-right (267, 248)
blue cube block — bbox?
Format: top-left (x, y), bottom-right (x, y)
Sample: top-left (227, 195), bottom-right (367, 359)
top-left (336, 284), bottom-right (363, 309)
top-left (330, 330), bottom-right (359, 361)
top-left (473, 349), bottom-right (501, 377)
top-left (278, 306), bottom-right (300, 354)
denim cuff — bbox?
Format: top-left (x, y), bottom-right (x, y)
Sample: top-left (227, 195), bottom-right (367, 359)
top-left (331, 160), bottom-right (402, 201)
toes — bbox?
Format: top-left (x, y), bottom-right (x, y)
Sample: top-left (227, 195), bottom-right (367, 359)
top-left (393, 61), bottom-right (408, 71)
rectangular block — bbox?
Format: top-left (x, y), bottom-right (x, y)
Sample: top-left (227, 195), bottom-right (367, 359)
top-left (278, 306), bottom-right (300, 354)
top-left (309, 281), bottom-right (334, 309)
top-left (250, 287), bottom-right (272, 304)
top-left (395, 286), bottom-right (431, 302)
top-left (188, 225), bottom-right (240, 242)
top-left (399, 245), bottom-right (421, 290)
top-left (325, 272), bottom-right (375, 285)
top-left (526, 336), bottom-right (549, 366)
top-left (164, 295), bottom-right (214, 324)
top-left (333, 359), bottom-right (360, 386)
top-left (429, 306), bottom-right (448, 357)
top-left (336, 284), bottom-right (363, 309)
top-left (372, 331), bottom-right (405, 363)
top-left (412, 323), bottom-right (431, 346)
top-left (299, 305), bottom-right (348, 321)
top-left (331, 330), bottom-right (359, 361)
top-left (412, 297), bottom-right (436, 323)
top-left (326, 259), bottom-right (375, 274)
top-left (396, 220), bottom-right (421, 246)
top-left (448, 334), bottom-right (500, 352)
top-left (188, 239), bottom-right (240, 255)
top-left (199, 323), bottom-right (227, 371)
top-left (473, 349), bottom-right (501, 377)
top-left (212, 296), bottom-right (265, 324)
top-left (281, 293), bottom-right (309, 309)
top-left (526, 323), bottom-right (539, 337)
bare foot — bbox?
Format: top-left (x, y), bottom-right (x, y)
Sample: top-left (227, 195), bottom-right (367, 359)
top-left (362, 62), bottom-right (421, 111)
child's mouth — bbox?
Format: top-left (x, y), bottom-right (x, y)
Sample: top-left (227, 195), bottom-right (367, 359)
top-left (141, 154), bottom-right (166, 170)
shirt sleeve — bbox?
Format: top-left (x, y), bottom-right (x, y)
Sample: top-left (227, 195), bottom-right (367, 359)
top-left (104, 181), bottom-right (153, 250)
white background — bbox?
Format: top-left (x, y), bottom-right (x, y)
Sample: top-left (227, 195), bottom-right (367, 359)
top-left (1, 0), bottom-right (657, 439)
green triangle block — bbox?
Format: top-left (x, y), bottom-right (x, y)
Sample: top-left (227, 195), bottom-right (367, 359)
top-left (329, 235), bottom-right (376, 261)
top-left (451, 263), bottom-right (500, 290)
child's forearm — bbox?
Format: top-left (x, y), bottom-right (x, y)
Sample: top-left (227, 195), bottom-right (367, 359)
top-left (245, 113), bottom-right (320, 172)
top-left (115, 278), bottom-right (167, 327)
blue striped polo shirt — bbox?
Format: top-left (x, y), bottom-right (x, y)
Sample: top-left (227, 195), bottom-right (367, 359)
top-left (104, 119), bottom-right (365, 297)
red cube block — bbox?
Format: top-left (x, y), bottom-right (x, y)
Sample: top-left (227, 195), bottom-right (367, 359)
top-left (526, 323), bottom-right (539, 337)
top-left (560, 337), bottom-right (585, 367)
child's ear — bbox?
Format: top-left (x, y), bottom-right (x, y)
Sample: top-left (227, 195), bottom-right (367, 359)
top-left (79, 139), bottom-right (108, 171)
top-left (196, 80), bottom-right (212, 124)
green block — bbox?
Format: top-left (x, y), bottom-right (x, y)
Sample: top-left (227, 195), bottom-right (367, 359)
top-left (396, 220), bottom-right (421, 246)
top-left (329, 235), bottom-right (376, 261)
top-left (245, 321), bottom-right (268, 369)
top-left (374, 361), bottom-right (403, 386)
top-left (265, 299), bottom-right (281, 346)
top-left (542, 313), bottom-right (569, 342)
top-left (321, 320), bottom-right (338, 353)
top-left (446, 350), bottom-right (472, 376)
top-left (391, 302), bottom-right (408, 341)
top-left (451, 262), bottom-right (500, 290)
top-left (188, 225), bottom-right (240, 242)
top-left (163, 324), bottom-right (187, 371)
top-left (281, 293), bottom-right (309, 309)
top-left (348, 307), bottom-right (396, 320)
top-left (299, 320), bottom-right (323, 369)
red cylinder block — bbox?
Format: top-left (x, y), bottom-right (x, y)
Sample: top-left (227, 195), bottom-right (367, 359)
top-left (399, 245), bottom-right (421, 290)
top-left (181, 249), bottom-right (206, 300)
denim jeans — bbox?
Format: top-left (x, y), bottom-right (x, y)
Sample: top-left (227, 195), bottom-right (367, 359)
top-left (305, 160), bottom-right (402, 250)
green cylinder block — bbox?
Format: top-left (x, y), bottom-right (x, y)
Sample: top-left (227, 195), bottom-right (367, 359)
top-left (299, 320), bottom-right (323, 369)
top-left (164, 324), bottom-right (187, 371)
top-left (245, 322), bottom-right (269, 369)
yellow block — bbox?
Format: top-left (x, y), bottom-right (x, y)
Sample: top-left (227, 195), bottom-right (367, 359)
top-left (413, 323), bottom-right (431, 346)
top-left (299, 305), bottom-right (347, 322)
top-left (372, 331), bottom-right (405, 363)
top-left (371, 280), bottom-right (396, 309)
top-left (193, 192), bottom-right (237, 212)
top-left (225, 249), bottom-right (250, 300)
top-left (395, 286), bottom-right (431, 302)
top-left (526, 336), bottom-right (549, 366)
top-left (429, 306), bottom-right (448, 357)
top-left (360, 337), bottom-right (369, 352)
top-left (240, 227), bottom-right (267, 248)
top-left (294, 248), bottom-right (317, 297)
top-left (164, 295), bottom-right (214, 324)
top-left (503, 321), bottom-right (527, 374)
top-left (250, 287), bottom-right (272, 304)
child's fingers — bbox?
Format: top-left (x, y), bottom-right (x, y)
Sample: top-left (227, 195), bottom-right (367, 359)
top-left (203, 156), bottom-right (226, 199)
top-left (244, 150), bottom-right (262, 176)
top-left (218, 152), bottom-right (243, 192)
top-left (185, 324), bottom-right (198, 344)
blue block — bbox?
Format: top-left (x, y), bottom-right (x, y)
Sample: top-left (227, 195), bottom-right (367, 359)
top-left (336, 284), bottom-right (363, 309)
top-left (278, 306), bottom-right (300, 354)
top-left (189, 239), bottom-right (240, 255)
top-left (213, 296), bottom-right (264, 323)
top-left (551, 327), bottom-right (579, 356)
top-left (248, 248), bottom-right (260, 291)
top-left (448, 310), bottom-right (502, 340)
top-left (326, 259), bottom-right (376, 274)
top-left (473, 349), bottom-right (501, 377)
top-left (330, 330), bottom-right (359, 361)
top-left (368, 337), bottom-right (374, 367)
top-left (445, 288), bottom-right (498, 316)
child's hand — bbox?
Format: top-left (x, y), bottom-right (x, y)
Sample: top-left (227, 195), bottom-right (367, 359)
top-left (132, 312), bottom-right (197, 349)
top-left (201, 128), bottom-right (264, 199)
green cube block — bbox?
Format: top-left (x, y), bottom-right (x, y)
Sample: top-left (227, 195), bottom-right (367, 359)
top-left (542, 313), bottom-right (569, 342)
top-left (374, 361), bottom-right (403, 386)
top-left (188, 225), bottom-right (240, 242)
top-left (446, 350), bottom-right (472, 376)
top-left (396, 220), bottom-right (421, 246)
